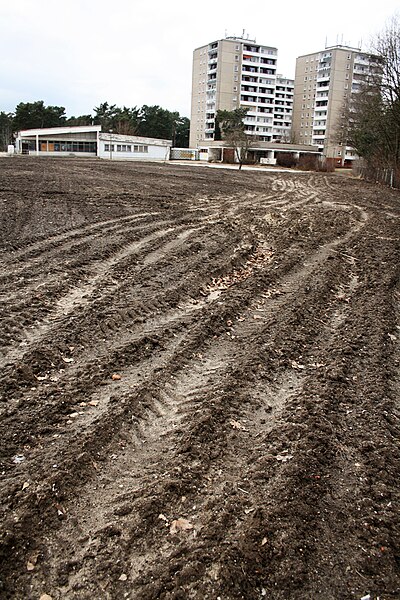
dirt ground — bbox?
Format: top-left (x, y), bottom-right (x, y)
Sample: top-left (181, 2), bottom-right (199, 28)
top-left (0, 157), bottom-right (399, 600)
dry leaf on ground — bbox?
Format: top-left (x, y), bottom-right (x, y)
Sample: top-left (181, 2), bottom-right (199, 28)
top-left (170, 517), bottom-right (194, 534)
top-left (230, 420), bottom-right (247, 431)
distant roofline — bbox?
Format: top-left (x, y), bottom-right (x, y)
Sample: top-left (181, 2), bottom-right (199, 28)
top-left (276, 74), bottom-right (294, 82)
top-left (18, 125), bottom-right (101, 136)
top-left (297, 44), bottom-right (370, 59)
top-left (194, 38), bottom-right (278, 52)
top-left (100, 132), bottom-right (171, 146)
top-left (325, 44), bottom-right (362, 52)
top-left (225, 35), bottom-right (257, 43)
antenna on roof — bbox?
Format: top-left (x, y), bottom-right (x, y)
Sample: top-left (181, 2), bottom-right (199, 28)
top-left (325, 36), bottom-right (328, 48)
top-left (242, 28), bottom-right (245, 38)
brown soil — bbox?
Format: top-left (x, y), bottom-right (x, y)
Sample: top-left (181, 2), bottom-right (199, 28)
top-left (0, 157), bottom-right (399, 600)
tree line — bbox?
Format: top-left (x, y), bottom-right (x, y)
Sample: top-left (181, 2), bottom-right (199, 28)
top-left (0, 101), bottom-right (190, 151)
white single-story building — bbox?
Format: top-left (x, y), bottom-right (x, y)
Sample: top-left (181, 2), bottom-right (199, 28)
top-left (15, 126), bottom-right (172, 161)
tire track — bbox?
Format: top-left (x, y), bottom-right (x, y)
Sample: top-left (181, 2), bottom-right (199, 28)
top-left (6, 194), bottom-right (370, 597)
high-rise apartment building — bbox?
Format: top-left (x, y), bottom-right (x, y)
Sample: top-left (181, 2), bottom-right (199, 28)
top-left (190, 36), bottom-right (293, 148)
top-left (291, 45), bottom-right (378, 165)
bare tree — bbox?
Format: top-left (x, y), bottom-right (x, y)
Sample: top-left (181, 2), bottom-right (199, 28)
top-left (216, 108), bottom-right (251, 170)
top-left (343, 14), bottom-right (400, 176)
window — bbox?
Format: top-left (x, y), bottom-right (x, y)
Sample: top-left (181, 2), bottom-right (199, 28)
top-left (133, 145), bottom-right (148, 153)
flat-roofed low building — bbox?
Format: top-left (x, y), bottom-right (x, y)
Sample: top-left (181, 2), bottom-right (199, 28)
top-left (16, 125), bottom-right (101, 156)
top-left (15, 126), bottom-right (172, 161)
top-left (99, 132), bottom-right (170, 161)
top-left (197, 139), bottom-right (321, 166)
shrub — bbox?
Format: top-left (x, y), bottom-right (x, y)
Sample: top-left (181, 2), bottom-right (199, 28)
top-left (276, 152), bottom-right (298, 168)
top-left (297, 153), bottom-right (319, 171)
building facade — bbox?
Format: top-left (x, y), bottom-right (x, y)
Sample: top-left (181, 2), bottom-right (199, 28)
top-left (190, 36), bottom-right (293, 148)
top-left (273, 76), bottom-right (294, 141)
top-left (291, 45), bottom-right (378, 165)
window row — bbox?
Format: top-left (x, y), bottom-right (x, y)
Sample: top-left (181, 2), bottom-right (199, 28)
top-left (34, 140), bottom-right (97, 152)
top-left (104, 144), bottom-right (149, 153)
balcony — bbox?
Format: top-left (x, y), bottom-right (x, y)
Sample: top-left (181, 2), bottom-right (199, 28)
top-left (242, 76), bottom-right (258, 84)
top-left (242, 56), bottom-right (260, 64)
top-left (241, 95), bottom-right (258, 103)
top-left (259, 67), bottom-right (276, 76)
top-left (257, 107), bottom-right (273, 114)
top-left (258, 88), bottom-right (275, 97)
top-left (354, 56), bottom-right (370, 66)
top-left (243, 45), bottom-right (261, 54)
top-left (242, 66), bottom-right (259, 74)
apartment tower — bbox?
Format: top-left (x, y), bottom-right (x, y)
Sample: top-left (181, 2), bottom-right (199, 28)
top-left (291, 45), bottom-right (378, 165)
top-left (190, 36), bottom-right (293, 148)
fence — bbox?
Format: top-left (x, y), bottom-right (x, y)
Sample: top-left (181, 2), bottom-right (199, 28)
top-left (352, 160), bottom-right (400, 190)
top-left (170, 148), bottom-right (199, 161)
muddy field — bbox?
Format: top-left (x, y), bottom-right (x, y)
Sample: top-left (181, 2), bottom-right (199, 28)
top-left (0, 157), bottom-right (399, 600)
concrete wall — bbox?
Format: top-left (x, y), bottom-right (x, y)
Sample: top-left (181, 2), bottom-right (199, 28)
top-left (216, 39), bottom-right (240, 112)
top-left (190, 44), bottom-right (208, 148)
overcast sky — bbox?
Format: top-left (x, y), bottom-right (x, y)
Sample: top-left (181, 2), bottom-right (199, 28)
top-left (0, 0), bottom-right (398, 118)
